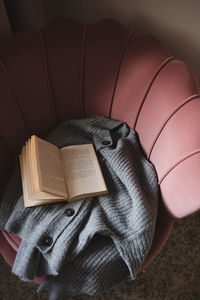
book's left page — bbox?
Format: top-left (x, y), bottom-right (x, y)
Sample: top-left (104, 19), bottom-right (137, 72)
top-left (19, 139), bottom-right (67, 207)
top-left (32, 135), bottom-right (68, 198)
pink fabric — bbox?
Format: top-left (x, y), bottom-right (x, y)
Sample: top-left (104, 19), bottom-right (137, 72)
top-left (2, 231), bottom-right (21, 252)
top-left (0, 231), bottom-right (17, 267)
top-left (0, 18), bottom-right (199, 284)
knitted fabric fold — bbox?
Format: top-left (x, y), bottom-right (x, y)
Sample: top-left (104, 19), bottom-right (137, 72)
top-left (0, 115), bottom-right (159, 299)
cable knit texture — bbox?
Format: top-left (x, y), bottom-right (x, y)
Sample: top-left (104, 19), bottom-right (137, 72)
top-left (0, 115), bottom-right (159, 299)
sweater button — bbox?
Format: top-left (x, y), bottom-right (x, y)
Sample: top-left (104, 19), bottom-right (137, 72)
top-left (41, 236), bottom-right (53, 247)
top-left (102, 140), bottom-right (110, 146)
top-left (65, 208), bottom-right (75, 217)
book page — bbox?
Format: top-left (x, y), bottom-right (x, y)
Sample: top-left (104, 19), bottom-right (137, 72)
top-left (33, 135), bottom-right (68, 198)
top-left (28, 139), bottom-right (65, 201)
top-left (19, 146), bottom-right (30, 207)
top-left (60, 144), bottom-right (107, 200)
top-left (20, 141), bottom-right (46, 207)
top-left (19, 139), bottom-right (67, 207)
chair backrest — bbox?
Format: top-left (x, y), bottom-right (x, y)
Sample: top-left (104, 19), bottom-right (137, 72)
top-left (0, 19), bottom-right (200, 273)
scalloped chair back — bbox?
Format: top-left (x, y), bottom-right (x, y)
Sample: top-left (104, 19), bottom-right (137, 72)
top-left (0, 18), bottom-right (200, 284)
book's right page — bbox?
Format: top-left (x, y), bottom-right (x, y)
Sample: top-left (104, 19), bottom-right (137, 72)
top-left (60, 144), bottom-right (108, 200)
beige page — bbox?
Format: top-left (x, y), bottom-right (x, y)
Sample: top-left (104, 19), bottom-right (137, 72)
top-left (60, 144), bottom-right (107, 199)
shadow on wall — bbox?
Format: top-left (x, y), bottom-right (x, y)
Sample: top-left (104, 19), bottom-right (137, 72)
top-left (131, 16), bottom-right (200, 86)
top-left (63, 0), bottom-right (200, 84)
top-left (127, 4), bottom-right (200, 86)
top-left (3, 0), bottom-right (200, 84)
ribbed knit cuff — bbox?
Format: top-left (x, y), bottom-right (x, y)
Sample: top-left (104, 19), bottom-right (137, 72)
top-left (113, 228), bottom-right (155, 279)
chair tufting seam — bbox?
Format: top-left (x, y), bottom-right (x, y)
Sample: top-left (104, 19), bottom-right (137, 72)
top-left (37, 28), bottom-right (57, 126)
top-left (148, 94), bottom-right (200, 159)
top-left (159, 149), bottom-right (200, 185)
top-left (80, 24), bottom-right (88, 118)
top-left (133, 56), bottom-right (175, 130)
top-left (0, 58), bottom-right (31, 136)
top-left (109, 31), bottom-right (133, 119)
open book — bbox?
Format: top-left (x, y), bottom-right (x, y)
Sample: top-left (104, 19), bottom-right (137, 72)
top-left (19, 135), bottom-right (108, 207)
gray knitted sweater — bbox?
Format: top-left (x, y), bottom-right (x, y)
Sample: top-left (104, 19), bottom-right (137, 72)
top-left (0, 115), bottom-right (159, 300)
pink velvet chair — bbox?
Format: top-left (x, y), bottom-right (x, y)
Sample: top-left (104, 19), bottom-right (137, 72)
top-left (0, 18), bottom-right (200, 285)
